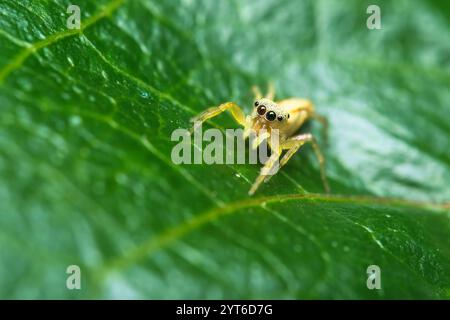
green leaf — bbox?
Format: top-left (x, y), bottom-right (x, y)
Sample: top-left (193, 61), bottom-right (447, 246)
top-left (0, 0), bottom-right (449, 299)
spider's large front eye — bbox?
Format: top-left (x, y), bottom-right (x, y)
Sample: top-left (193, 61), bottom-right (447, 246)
top-left (257, 105), bottom-right (266, 115)
top-left (266, 111), bottom-right (276, 121)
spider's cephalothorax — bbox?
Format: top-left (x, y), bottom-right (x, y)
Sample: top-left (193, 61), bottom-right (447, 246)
top-left (251, 98), bottom-right (290, 133)
top-left (190, 83), bottom-right (330, 195)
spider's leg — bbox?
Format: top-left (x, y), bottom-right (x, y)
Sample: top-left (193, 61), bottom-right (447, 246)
top-left (264, 133), bottom-right (330, 193)
top-left (252, 85), bottom-right (263, 100)
top-left (252, 82), bottom-right (275, 100)
top-left (248, 146), bottom-right (282, 195)
top-left (310, 112), bottom-right (329, 146)
top-left (250, 131), bottom-right (270, 150)
top-left (265, 82), bottom-right (275, 100)
top-left (190, 102), bottom-right (246, 132)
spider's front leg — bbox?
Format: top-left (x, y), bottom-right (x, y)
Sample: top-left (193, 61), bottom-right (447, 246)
top-left (264, 133), bottom-right (330, 193)
top-left (190, 102), bottom-right (246, 132)
top-left (248, 146), bottom-right (282, 196)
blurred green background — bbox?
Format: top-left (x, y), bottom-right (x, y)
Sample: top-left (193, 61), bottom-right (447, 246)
top-left (0, 0), bottom-right (449, 299)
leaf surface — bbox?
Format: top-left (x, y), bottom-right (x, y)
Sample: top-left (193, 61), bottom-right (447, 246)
top-left (0, 0), bottom-right (449, 299)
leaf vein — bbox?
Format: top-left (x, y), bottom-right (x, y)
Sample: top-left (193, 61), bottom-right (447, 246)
top-left (0, 0), bottom-right (126, 83)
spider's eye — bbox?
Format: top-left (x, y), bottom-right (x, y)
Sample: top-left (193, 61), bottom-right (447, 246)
top-left (287, 114), bottom-right (290, 119)
top-left (257, 105), bottom-right (266, 115)
top-left (277, 115), bottom-right (284, 121)
top-left (266, 111), bottom-right (276, 121)
top-left (254, 101), bottom-right (259, 107)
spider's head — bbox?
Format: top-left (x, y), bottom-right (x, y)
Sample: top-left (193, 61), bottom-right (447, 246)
top-left (252, 98), bottom-right (289, 131)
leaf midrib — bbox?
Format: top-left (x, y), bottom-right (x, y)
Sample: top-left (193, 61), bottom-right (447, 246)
top-left (96, 191), bottom-right (449, 296)
top-left (101, 191), bottom-right (450, 271)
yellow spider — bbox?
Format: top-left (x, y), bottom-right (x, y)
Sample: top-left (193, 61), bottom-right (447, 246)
top-left (190, 84), bottom-right (330, 195)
